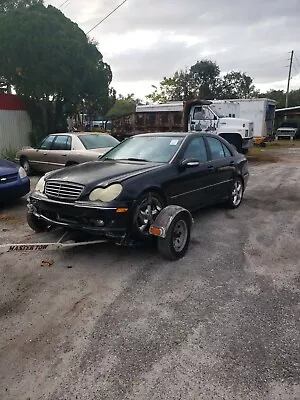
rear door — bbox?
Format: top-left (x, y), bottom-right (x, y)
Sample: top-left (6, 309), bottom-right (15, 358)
top-left (46, 135), bottom-right (72, 171)
top-left (205, 136), bottom-right (235, 201)
top-left (168, 136), bottom-right (214, 210)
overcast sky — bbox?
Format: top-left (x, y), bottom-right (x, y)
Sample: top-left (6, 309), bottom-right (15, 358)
top-left (46, 0), bottom-right (300, 99)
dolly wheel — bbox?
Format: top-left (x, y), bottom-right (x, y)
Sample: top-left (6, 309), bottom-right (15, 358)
top-left (157, 212), bottom-right (191, 260)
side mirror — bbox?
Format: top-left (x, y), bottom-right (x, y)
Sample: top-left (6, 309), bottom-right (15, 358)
top-left (180, 158), bottom-right (200, 168)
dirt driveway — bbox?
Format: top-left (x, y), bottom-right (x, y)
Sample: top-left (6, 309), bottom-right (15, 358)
top-left (0, 159), bottom-right (299, 400)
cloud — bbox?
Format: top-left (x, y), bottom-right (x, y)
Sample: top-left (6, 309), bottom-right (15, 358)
top-left (46, 0), bottom-right (300, 97)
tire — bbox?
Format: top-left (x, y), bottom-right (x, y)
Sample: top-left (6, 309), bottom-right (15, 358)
top-left (157, 212), bottom-right (191, 260)
top-left (226, 177), bottom-right (244, 209)
top-left (27, 212), bottom-right (49, 233)
top-left (220, 134), bottom-right (242, 154)
top-left (132, 192), bottom-right (165, 238)
top-left (230, 137), bottom-right (243, 154)
top-left (21, 157), bottom-right (32, 175)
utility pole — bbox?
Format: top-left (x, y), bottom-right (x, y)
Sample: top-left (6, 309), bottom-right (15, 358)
top-left (285, 50), bottom-right (294, 108)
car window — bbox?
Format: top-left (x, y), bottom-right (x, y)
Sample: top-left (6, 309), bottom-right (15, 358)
top-left (207, 137), bottom-right (228, 160)
top-left (183, 137), bottom-right (207, 161)
top-left (102, 136), bottom-right (184, 163)
top-left (222, 143), bottom-right (232, 157)
top-left (39, 136), bottom-right (55, 150)
top-left (52, 135), bottom-right (72, 151)
top-left (78, 134), bottom-right (119, 149)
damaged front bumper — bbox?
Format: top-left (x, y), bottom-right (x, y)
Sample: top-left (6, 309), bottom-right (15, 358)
top-left (28, 193), bottom-right (131, 237)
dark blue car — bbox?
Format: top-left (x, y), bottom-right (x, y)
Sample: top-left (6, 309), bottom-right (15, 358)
top-left (0, 159), bottom-right (30, 202)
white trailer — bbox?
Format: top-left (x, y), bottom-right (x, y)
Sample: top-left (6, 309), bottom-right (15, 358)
top-left (210, 98), bottom-right (276, 144)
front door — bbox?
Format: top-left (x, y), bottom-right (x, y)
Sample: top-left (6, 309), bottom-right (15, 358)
top-left (189, 106), bottom-right (217, 133)
top-left (168, 136), bottom-right (214, 210)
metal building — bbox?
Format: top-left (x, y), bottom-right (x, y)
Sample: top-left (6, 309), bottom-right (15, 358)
top-left (0, 93), bottom-right (32, 155)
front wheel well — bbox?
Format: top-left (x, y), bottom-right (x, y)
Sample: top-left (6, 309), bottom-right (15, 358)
top-left (20, 155), bottom-right (28, 164)
top-left (219, 133), bottom-right (243, 152)
top-left (138, 187), bottom-right (167, 206)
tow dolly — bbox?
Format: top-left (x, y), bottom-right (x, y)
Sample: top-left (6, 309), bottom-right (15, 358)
top-left (0, 206), bottom-right (193, 261)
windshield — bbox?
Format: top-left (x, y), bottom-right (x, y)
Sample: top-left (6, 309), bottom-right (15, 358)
top-left (101, 135), bottom-right (185, 163)
top-left (79, 134), bottom-right (119, 149)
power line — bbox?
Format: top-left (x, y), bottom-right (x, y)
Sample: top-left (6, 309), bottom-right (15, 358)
top-left (60, 0), bottom-right (73, 10)
top-left (294, 53), bottom-right (300, 69)
top-left (86, 0), bottom-right (128, 35)
top-left (292, 62), bottom-right (299, 76)
top-left (58, 0), bottom-right (69, 8)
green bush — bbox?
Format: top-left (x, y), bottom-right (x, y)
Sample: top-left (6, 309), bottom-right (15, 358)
top-left (29, 131), bottom-right (44, 147)
top-left (1, 147), bottom-right (16, 162)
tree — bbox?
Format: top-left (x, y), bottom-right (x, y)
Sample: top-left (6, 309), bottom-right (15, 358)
top-left (147, 60), bottom-right (221, 102)
top-left (258, 90), bottom-right (285, 108)
top-left (288, 89), bottom-right (300, 108)
top-left (146, 60), bottom-right (259, 103)
top-left (106, 94), bottom-right (142, 119)
top-left (218, 71), bottom-right (258, 99)
top-left (189, 60), bottom-right (220, 99)
top-left (0, 0), bottom-right (43, 13)
top-left (0, 3), bottom-right (112, 135)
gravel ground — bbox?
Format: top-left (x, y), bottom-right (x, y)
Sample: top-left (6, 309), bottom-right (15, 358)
top-left (0, 159), bottom-right (299, 400)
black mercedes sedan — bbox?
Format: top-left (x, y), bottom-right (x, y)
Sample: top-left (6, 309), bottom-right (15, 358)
top-left (27, 132), bottom-right (249, 239)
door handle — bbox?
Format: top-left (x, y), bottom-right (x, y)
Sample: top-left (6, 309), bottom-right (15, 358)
top-left (62, 154), bottom-right (67, 156)
top-left (43, 153), bottom-right (47, 156)
top-left (230, 161), bottom-right (234, 165)
top-left (207, 165), bottom-right (214, 170)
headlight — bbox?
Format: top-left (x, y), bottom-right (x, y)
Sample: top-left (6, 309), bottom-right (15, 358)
top-left (35, 176), bottom-right (45, 193)
top-left (19, 166), bottom-right (27, 179)
top-left (89, 184), bottom-right (123, 202)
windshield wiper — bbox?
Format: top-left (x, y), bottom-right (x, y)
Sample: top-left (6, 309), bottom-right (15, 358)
top-left (102, 157), bottom-right (148, 162)
top-left (125, 157), bottom-right (148, 162)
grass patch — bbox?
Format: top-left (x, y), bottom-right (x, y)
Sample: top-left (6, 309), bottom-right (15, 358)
top-left (1, 147), bottom-right (16, 162)
top-left (256, 140), bottom-right (300, 150)
top-left (248, 148), bottom-right (278, 163)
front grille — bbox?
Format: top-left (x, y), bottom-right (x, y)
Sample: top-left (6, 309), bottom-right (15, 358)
top-left (0, 173), bottom-right (18, 185)
top-left (45, 180), bottom-right (84, 202)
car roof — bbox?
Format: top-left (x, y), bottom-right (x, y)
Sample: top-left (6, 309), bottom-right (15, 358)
top-left (49, 132), bottom-right (110, 137)
top-left (133, 132), bottom-right (220, 138)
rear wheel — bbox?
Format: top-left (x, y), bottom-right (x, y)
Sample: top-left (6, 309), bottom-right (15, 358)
top-left (226, 177), bottom-right (244, 209)
top-left (157, 212), bottom-right (191, 260)
top-left (132, 192), bottom-right (164, 237)
top-left (27, 212), bottom-right (49, 233)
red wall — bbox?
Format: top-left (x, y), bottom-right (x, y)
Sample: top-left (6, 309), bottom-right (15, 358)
top-left (0, 93), bottom-right (27, 111)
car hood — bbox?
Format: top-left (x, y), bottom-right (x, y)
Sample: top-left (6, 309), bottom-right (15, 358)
top-left (45, 160), bottom-right (164, 187)
top-left (0, 159), bottom-right (18, 176)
